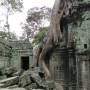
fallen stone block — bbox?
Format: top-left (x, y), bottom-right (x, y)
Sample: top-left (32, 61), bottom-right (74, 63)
top-left (0, 88), bottom-right (26, 90)
top-left (19, 71), bottom-right (31, 87)
top-left (7, 85), bottom-right (18, 89)
top-left (19, 68), bottom-right (55, 90)
top-left (0, 76), bottom-right (19, 88)
top-left (46, 80), bottom-right (55, 89)
top-left (11, 88), bottom-right (26, 90)
top-left (54, 83), bottom-right (64, 90)
top-left (5, 67), bottom-right (17, 78)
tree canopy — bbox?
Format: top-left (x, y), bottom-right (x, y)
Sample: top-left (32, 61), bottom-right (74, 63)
top-left (0, 0), bottom-right (23, 41)
top-left (0, 0), bottom-right (23, 12)
top-left (0, 31), bottom-right (17, 40)
top-left (35, 0), bottom-right (70, 79)
top-left (33, 27), bottom-right (48, 44)
top-left (21, 6), bottom-right (51, 40)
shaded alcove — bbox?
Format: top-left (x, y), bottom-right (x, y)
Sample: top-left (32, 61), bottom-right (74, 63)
top-left (21, 56), bottom-right (29, 70)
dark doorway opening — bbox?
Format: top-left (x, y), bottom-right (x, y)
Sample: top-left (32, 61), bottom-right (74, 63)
top-left (21, 56), bottom-right (29, 70)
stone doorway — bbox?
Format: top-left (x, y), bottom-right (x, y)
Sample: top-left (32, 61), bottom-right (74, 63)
top-left (21, 56), bottom-right (29, 70)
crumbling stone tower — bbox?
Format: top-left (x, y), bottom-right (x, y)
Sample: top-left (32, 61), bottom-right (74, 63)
top-left (49, 0), bottom-right (90, 90)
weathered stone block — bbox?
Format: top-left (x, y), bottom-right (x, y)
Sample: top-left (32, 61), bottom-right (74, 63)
top-left (0, 76), bottom-right (19, 88)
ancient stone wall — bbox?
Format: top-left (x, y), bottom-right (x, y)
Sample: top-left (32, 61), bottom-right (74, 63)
top-left (49, 1), bottom-right (90, 90)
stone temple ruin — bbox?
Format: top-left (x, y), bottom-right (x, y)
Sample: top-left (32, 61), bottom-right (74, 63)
top-left (0, 0), bottom-right (90, 90)
top-left (0, 39), bottom-right (12, 70)
top-left (0, 40), bottom-right (33, 72)
top-left (49, 0), bottom-right (90, 90)
top-left (10, 41), bottom-right (33, 71)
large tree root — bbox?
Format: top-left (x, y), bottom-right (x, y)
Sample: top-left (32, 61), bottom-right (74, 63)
top-left (38, 0), bottom-right (66, 79)
top-left (36, 0), bottom-right (72, 79)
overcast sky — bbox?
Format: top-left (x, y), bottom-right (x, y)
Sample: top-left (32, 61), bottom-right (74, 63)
top-left (8, 0), bottom-right (55, 37)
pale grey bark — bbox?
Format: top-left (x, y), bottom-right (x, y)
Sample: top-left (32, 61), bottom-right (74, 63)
top-left (37, 0), bottom-right (70, 79)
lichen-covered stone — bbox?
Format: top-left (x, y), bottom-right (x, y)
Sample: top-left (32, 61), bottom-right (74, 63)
top-left (0, 88), bottom-right (26, 90)
top-left (19, 71), bottom-right (32, 87)
top-left (0, 76), bottom-right (19, 88)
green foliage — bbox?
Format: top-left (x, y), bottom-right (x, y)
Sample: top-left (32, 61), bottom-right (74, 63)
top-left (33, 27), bottom-right (48, 44)
top-left (0, 0), bottom-right (23, 12)
top-left (9, 32), bottom-right (17, 40)
top-left (27, 6), bottom-right (51, 24)
top-left (0, 31), bottom-right (7, 39)
top-left (0, 31), bottom-right (17, 40)
top-left (8, 0), bottom-right (23, 12)
top-left (21, 6), bottom-right (51, 39)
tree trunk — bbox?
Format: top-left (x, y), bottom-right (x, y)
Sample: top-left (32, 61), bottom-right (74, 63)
top-left (36, 0), bottom-right (71, 79)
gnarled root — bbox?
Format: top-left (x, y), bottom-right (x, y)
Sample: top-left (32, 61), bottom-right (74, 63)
top-left (36, 0), bottom-right (68, 80)
top-left (42, 60), bottom-right (51, 79)
top-left (38, 42), bottom-right (53, 79)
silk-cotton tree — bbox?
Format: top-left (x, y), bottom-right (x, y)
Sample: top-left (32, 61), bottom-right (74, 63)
top-left (36, 0), bottom-right (72, 79)
top-left (21, 6), bottom-right (51, 40)
top-left (0, 0), bottom-right (23, 39)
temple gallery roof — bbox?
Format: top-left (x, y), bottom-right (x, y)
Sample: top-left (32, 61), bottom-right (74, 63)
top-left (9, 41), bottom-right (32, 50)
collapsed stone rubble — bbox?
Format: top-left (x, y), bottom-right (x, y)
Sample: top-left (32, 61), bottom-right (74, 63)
top-left (0, 67), bottom-right (58, 90)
